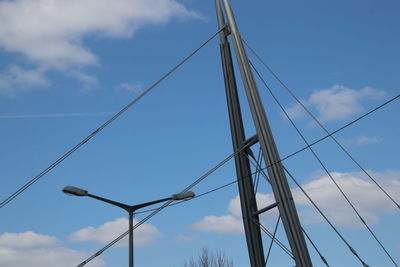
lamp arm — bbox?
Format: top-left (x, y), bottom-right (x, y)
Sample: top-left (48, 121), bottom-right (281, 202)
top-left (130, 197), bottom-right (172, 211)
top-left (88, 194), bottom-right (131, 211)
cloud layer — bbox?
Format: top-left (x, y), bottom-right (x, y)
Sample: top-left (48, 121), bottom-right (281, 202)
top-left (293, 170), bottom-right (400, 228)
top-left (192, 215), bottom-right (244, 234)
top-left (0, 231), bottom-right (58, 249)
top-left (286, 85), bottom-right (386, 122)
top-left (0, 231), bottom-right (105, 267)
top-left (0, 0), bottom-right (197, 68)
top-left (192, 170), bottom-right (400, 234)
top-left (0, 0), bottom-right (198, 95)
top-left (0, 217), bottom-right (162, 266)
top-left (69, 217), bottom-right (161, 247)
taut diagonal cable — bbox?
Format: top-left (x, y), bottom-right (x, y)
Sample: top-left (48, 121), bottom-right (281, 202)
top-left (247, 154), bottom-right (369, 266)
top-left (248, 154), bottom-right (332, 267)
top-left (283, 166), bottom-right (369, 267)
top-left (79, 89), bottom-right (399, 265)
top-left (302, 229), bottom-right (330, 267)
top-left (250, 60), bottom-right (398, 266)
top-left (135, 94), bottom-right (400, 216)
top-left (253, 147), bottom-right (264, 191)
top-left (265, 215), bottom-right (281, 266)
top-left (0, 28), bottom-right (224, 210)
top-left (244, 39), bottom-right (400, 210)
top-left (78, 141), bottom-right (246, 266)
top-left (256, 220), bottom-right (294, 259)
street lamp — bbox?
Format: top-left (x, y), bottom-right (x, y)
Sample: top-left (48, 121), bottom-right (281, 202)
top-left (62, 186), bottom-right (195, 267)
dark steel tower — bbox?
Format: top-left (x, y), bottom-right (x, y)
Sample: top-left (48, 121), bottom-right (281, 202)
top-left (216, 1), bottom-right (313, 266)
top-left (215, 1), bottom-right (266, 266)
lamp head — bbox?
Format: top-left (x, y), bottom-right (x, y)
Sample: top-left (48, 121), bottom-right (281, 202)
top-left (171, 191), bottom-right (195, 201)
top-left (62, 186), bottom-right (88, 197)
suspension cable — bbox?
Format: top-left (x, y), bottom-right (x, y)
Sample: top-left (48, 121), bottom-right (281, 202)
top-left (80, 88), bottom-right (398, 264)
top-left (302, 229), bottom-right (330, 267)
top-left (250, 60), bottom-right (398, 266)
top-left (136, 93), bottom-right (399, 215)
top-left (249, 148), bottom-right (330, 267)
top-left (265, 215), bottom-right (281, 266)
top-left (244, 39), bottom-right (400, 210)
top-left (247, 153), bottom-right (369, 266)
top-left (248, 153), bottom-right (334, 267)
top-left (78, 137), bottom-right (250, 266)
top-left (283, 166), bottom-right (369, 267)
top-left (0, 28), bottom-right (224, 210)
top-left (256, 220), bottom-right (294, 259)
top-left (253, 147), bottom-right (263, 192)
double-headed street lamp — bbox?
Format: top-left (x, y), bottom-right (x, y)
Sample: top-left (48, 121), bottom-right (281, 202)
top-left (62, 185), bottom-right (195, 267)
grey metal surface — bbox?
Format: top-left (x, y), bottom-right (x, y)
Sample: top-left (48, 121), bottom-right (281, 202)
top-left (62, 185), bottom-right (88, 197)
top-left (171, 191), bottom-right (195, 200)
top-left (215, 1), bottom-right (266, 266)
top-left (129, 211), bottom-right (134, 267)
top-left (220, 0), bottom-right (313, 266)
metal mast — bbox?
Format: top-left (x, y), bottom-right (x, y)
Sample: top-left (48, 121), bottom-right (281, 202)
top-left (215, 1), bottom-right (266, 266)
top-left (217, 0), bottom-right (313, 266)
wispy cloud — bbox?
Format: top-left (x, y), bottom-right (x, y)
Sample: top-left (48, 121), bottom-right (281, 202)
top-left (355, 136), bottom-right (382, 145)
top-left (285, 85), bottom-right (386, 123)
top-left (0, 111), bottom-right (115, 119)
top-left (341, 135), bottom-right (383, 146)
top-left (116, 82), bottom-right (144, 95)
top-left (348, 135), bottom-right (383, 146)
top-left (0, 65), bottom-right (48, 96)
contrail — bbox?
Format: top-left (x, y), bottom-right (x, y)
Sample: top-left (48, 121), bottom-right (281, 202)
top-left (0, 111), bottom-right (115, 119)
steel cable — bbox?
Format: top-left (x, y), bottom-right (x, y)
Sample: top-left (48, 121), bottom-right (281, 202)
top-left (250, 60), bottom-right (398, 266)
top-left (79, 67), bottom-right (398, 265)
top-left (243, 39), bottom-right (400, 210)
top-left (248, 154), bottom-right (335, 267)
top-left (0, 28), bottom-right (225, 210)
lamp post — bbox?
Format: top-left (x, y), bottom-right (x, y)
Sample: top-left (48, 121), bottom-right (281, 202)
top-left (62, 185), bottom-right (195, 267)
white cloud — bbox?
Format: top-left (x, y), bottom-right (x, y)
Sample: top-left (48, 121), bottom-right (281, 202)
top-left (292, 170), bottom-right (400, 228)
top-left (0, 64), bottom-right (48, 96)
top-left (0, 231), bottom-right (58, 249)
top-left (192, 193), bottom-right (280, 235)
top-left (69, 217), bottom-right (161, 247)
top-left (285, 85), bottom-right (386, 122)
top-left (116, 82), bottom-right (144, 94)
top-left (67, 70), bottom-right (99, 90)
top-left (341, 135), bottom-right (383, 146)
top-left (0, 0), bottom-right (198, 68)
top-left (228, 193), bottom-right (278, 220)
top-left (355, 136), bottom-right (382, 145)
top-left (192, 215), bottom-right (244, 234)
top-left (192, 170), bottom-right (400, 233)
top-left (285, 102), bottom-right (305, 120)
top-left (0, 0), bottom-right (199, 94)
top-left (0, 231), bottom-right (105, 267)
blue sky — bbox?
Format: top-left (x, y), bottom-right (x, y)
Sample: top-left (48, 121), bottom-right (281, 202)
top-left (0, 0), bottom-right (399, 266)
